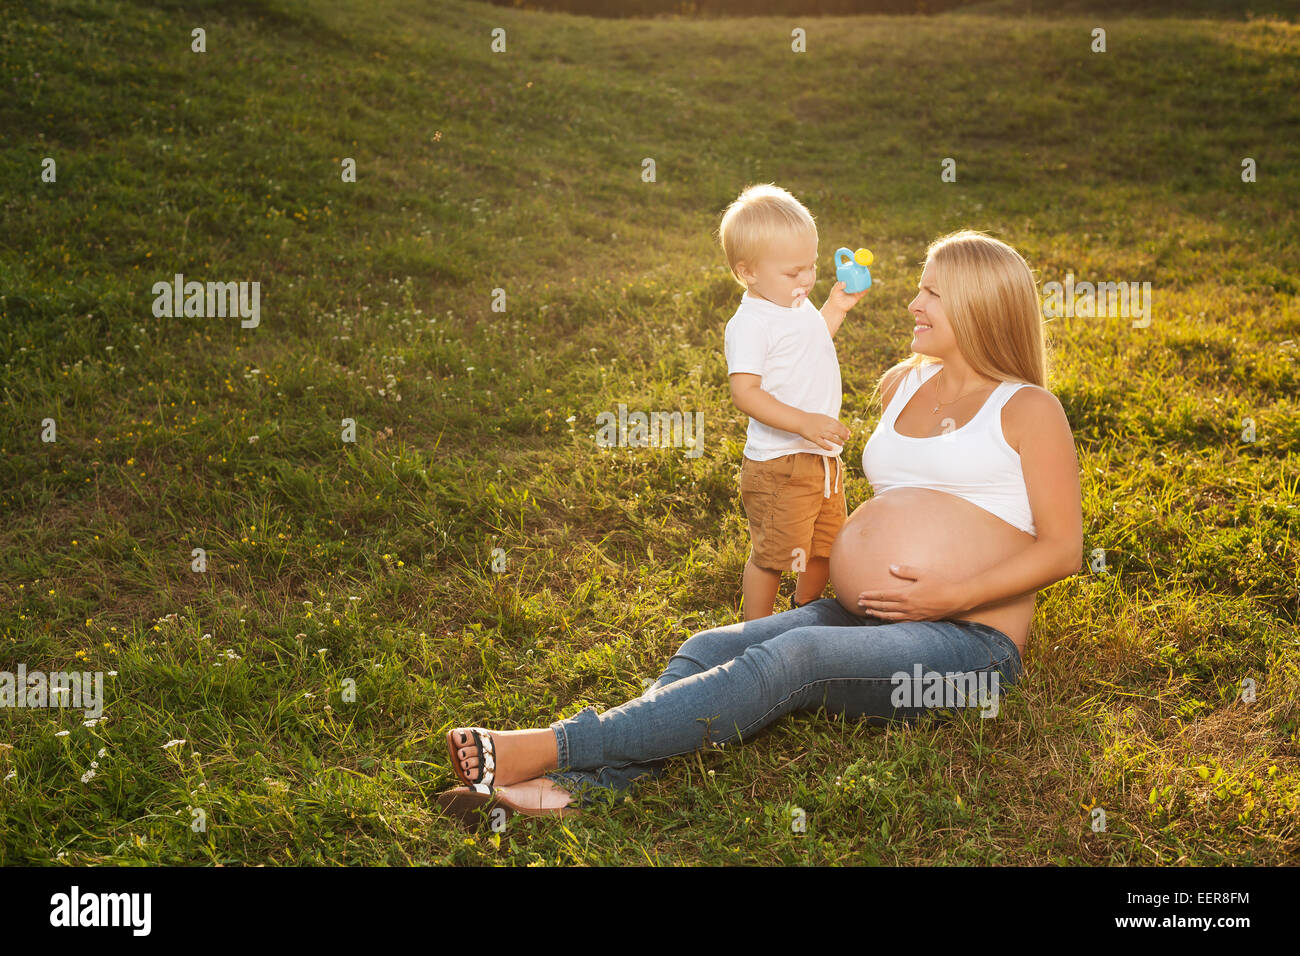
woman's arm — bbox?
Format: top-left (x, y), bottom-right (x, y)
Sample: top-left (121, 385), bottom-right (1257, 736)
top-left (859, 387), bottom-right (1084, 619)
top-left (952, 387), bottom-right (1083, 608)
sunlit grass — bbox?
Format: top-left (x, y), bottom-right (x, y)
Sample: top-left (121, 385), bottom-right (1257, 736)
top-left (0, 0), bottom-right (1297, 864)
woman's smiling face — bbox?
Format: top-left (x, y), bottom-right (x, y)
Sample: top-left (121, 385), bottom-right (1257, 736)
top-left (907, 261), bottom-right (953, 356)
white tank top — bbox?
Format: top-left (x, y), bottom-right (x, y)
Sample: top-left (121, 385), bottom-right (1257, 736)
top-left (861, 362), bottom-right (1037, 536)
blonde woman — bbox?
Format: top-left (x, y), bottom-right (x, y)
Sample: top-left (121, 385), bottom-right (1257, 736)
top-left (438, 229), bottom-right (1083, 821)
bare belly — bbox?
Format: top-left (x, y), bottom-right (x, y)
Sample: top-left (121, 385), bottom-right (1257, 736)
top-left (828, 487), bottom-right (1037, 653)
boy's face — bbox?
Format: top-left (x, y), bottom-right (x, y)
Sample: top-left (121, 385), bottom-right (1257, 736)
top-left (739, 232), bottom-right (817, 308)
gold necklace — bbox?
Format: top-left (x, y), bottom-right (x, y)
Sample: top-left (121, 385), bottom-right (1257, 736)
top-left (929, 368), bottom-right (994, 414)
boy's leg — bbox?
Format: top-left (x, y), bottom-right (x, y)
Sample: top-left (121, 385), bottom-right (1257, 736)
top-left (753, 453), bottom-right (824, 614)
top-left (739, 453), bottom-right (802, 621)
top-left (742, 556), bottom-right (782, 620)
top-left (801, 455), bottom-right (847, 606)
top-left (793, 555), bottom-right (830, 605)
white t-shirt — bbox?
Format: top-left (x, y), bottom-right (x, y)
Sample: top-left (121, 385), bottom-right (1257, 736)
top-left (723, 290), bottom-right (843, 461)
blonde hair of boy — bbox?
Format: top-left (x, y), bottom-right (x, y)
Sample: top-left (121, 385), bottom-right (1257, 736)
top-left (716, 183), bottom-right (818, 290)
top-left (874, 230), bottom-right (1051, 405)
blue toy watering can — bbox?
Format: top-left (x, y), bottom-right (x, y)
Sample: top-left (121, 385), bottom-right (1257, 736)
top-left (835, 247), bottom-right (874, 293)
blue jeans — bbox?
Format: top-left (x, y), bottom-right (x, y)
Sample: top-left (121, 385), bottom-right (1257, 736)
top-left (544, 598), bottom-right (1023, 807)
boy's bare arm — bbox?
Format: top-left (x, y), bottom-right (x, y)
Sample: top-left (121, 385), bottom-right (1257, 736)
top-left (820, 301), bottom-right (848, 338)
top-left (729, 373), bottom-right (850, 450)
top-left (820, 280), bottom-right (870, 337)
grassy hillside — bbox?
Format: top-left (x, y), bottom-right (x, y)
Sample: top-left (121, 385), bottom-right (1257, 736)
top-left (0, 0), bottom-right (1297, 864)
top-left (482, 0), bottom-right (1300, 21)
top-left (957, 0), bottom-right (1300, 19)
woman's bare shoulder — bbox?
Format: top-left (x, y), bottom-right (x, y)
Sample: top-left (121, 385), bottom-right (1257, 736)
top-left (1001, 384), bottom-right (1072, 451)
top-left (879, 363), bottom-right (913, 411)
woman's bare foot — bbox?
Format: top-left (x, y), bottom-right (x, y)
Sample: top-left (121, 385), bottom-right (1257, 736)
top-left (493, 776), bottom-right (576, 811)
top-left (449, 727), bottom-right (559, 787)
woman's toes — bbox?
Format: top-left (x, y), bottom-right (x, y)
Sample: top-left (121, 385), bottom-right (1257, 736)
top-left (455, 746), bottom-right (477, 767)
top-left (451, 731), bottom-right (483, 777)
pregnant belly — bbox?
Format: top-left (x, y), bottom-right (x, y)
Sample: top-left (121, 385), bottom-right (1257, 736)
top-left (828, 487), bottom-right (1037, 651)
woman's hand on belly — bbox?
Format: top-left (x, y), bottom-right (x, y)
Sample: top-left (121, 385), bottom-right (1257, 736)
top-left (828, 487), bottom-right (1035, 623)
top-left (855, 562), bottom-right (971, 622)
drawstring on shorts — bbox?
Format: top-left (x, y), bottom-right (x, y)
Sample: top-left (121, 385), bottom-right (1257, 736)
top-left (820, 453), bottom-right (842, 499)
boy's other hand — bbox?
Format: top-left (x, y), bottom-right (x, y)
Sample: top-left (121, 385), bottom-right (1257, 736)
top-left (799, 412), bottom-right (851, 450)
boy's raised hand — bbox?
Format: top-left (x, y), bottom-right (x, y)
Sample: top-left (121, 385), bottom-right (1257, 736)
top-left (826, 279), bottom-right (869, 314)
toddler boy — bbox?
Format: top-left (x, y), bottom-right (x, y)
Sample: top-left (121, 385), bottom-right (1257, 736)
top-left (718, 183), bottom-right (867, 619)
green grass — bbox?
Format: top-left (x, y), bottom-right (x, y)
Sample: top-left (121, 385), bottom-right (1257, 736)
top-left (0, 0), bottom-right (1297, 865)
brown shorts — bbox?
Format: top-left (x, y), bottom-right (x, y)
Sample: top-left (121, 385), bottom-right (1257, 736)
top-left (739, 452), bottom-right (847, 573)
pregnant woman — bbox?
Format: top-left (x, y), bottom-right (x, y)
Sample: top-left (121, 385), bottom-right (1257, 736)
top-left (437, 229), bottom-right (1083, 822)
